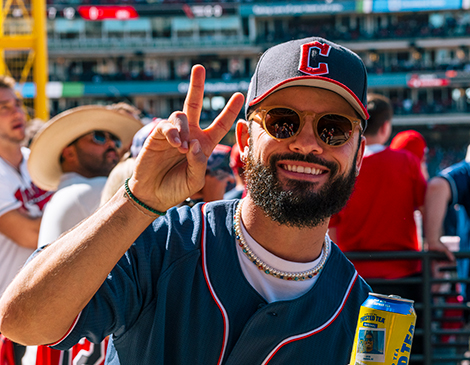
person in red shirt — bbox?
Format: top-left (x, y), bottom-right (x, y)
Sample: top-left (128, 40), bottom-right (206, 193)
top-left (329, 93), bottom-right (426, 362)
top-left (329, 94), bottom-right (426, 281)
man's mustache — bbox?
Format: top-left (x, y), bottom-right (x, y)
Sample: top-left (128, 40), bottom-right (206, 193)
top-left (105, 148), bottom-right (118, 155)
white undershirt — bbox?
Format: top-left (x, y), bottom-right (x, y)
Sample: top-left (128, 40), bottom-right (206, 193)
top-left (236, 220), bottom-right (330, 303)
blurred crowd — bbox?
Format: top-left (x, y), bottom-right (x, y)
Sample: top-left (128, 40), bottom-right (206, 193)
top-left (260, 12), bottom-right (470, 45)
top-left (46, 11), bottom-right (470, 86)
top-left (57, 59), bottom-right (250, 84)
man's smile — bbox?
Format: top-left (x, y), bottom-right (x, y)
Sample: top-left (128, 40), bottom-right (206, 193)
top-left (280, 163), bottom-right (327, 176)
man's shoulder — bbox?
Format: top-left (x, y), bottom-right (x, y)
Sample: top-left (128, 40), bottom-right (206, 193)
top-left (204, 199), bottom-right (238, 211)
top-left (365, 146), bottom-right (413, 162)
top-left (328, 244), bottom-right (370, 285)
top-left (145, 199), bottom-right (237, 252)
top-left (45, 176), bottom-right (106, 215)
top-left (440, 160), bottom-right (470, 178)
top-left (362, 147), bottom-right (421, 177)
top-left (202, 199), bottom-right (239, 227)
top-left (0, 151), bottom-right (31, 192)
top-left (58, 175), bottom-right (107, 194)
top-left (168, 199), bottom-right (236, 228)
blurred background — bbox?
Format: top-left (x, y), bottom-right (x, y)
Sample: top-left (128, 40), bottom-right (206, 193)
top-left (2, 0), bottom-right (470, 176)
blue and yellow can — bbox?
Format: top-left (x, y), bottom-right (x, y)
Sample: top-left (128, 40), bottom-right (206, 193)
top-left (350, 293), bottom-right (416, 365)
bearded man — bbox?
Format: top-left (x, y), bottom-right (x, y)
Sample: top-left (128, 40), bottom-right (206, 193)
top-left (24, 105), bottom-right (142, 365)
top-left (0, 37), bottom-right (371, 364)
top-left (27, 105), bottom-right (142, 248)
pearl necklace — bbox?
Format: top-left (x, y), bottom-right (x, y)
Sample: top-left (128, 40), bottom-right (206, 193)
top-left (233, 200), bottom-right (330, 281)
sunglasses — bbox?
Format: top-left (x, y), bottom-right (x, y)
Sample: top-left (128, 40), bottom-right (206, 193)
top-left (249, 106), bottom-right (363, 147)
top-left (90, 130), bottom-right (122, 149)
top-left (68, 131), bottom-right (122, 149)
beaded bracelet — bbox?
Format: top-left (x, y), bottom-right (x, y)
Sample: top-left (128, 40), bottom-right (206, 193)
top-left (124, 192), bottom-right (158, 218)
top-left (124, 178), bottom-right (166, 217)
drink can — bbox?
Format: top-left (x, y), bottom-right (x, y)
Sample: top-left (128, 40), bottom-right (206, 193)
top-left (349, 293), bottom-right (417, 365)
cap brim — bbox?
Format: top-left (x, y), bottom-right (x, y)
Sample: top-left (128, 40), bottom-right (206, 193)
top-left (28, 105), bottom-right (143, 191)
top-left (248, 76), bottom-right (369, 121)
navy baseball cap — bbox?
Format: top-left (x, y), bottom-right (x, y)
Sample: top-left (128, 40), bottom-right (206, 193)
top-left (246, 36), bottom-right (370, 124)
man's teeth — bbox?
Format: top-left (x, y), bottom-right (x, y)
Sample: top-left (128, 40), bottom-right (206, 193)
top-left (285, 164), bottom-right (323, 175)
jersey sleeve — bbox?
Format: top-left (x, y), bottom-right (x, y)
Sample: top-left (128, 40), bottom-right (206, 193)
top-left (0, 149), bottom-right (35, 217)
top-left (50, 204), bottom-right (202, 350)
top-left (439, 161), bottom-right (470, 207)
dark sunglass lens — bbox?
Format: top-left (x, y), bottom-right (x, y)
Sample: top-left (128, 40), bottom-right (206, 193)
top-left (111, 134), bottom-right (122, 149)
top-left (265, 108), bottom-right (300, 139)
top-left (317, 114), bottom-right (353, 146)
top-left (93, 131), bottom-right (107, 144)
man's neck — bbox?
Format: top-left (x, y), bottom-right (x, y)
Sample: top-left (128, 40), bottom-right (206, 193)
top-left (240, 196), bottom-right (327, 263)
top-left (364, 135), bottom-right (384, 146)
top-left (0, 141), bottom-right (23, 170)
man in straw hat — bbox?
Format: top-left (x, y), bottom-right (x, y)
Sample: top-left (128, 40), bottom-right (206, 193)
top-left (28, 105), bottom-right (142, 248)
top-left (25, 105), bottom-right (142, 364)
top-left (1, 37), bottom-right (371, 364)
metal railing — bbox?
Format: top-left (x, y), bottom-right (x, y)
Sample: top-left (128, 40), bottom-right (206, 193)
top-left (345, 250), bottom-right (470, 364)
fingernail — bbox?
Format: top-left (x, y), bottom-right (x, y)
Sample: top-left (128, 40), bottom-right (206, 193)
top-left (182, 141), bottom-right (188, 149)
top-left (174, 137), bottom-right (181, 144)
top-left (192, 140), bottom-right (201, 154)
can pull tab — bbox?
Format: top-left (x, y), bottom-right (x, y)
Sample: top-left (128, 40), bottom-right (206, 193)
top-left (388, 295), bottom-right (402, 299)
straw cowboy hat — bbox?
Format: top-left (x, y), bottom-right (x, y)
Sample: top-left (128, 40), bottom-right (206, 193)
top-left (28, 105), bottom-right (143, 191)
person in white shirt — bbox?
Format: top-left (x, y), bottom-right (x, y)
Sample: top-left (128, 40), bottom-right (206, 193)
top-left (0, 76), bottom-right (53, 364)
top-left (28, 105), bottom-right (142, 248)
top-left (25, 105), bottom-right (142, 364)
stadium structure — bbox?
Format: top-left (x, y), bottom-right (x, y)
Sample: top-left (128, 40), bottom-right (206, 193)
top-left (4, 0), bottom-right (470, 174)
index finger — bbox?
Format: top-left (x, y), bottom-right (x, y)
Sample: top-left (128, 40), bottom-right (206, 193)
top-left (202, 92), bottom-right (245, 154)
top-left (183, 65), bottom-right (206, 127)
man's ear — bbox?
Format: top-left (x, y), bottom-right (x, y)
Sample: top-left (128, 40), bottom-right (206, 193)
top-left (60, 145), bottom-right (77, 164)
top-left (236, 119), bottom-right (250, 162)
top-left (355, 135), bottom-right (366, 176)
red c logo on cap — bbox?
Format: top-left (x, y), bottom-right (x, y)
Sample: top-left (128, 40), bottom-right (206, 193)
top-left (299, 41), bottom-right (331, 76)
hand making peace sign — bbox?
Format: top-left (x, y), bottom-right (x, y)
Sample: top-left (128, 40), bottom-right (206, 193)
top-left (128, 65), bottom-right (245, 213)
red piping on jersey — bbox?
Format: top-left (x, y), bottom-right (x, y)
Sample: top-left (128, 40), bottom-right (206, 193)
top-left (47, 312), bottom-right (82, 347)
top-left (200, 203), bottom-right (230, 365)
top-left (261, 271), bottom-right (359, 364)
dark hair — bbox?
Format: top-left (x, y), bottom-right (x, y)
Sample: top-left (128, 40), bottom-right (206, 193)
top-left (364, 93), bottom-right (393, 137)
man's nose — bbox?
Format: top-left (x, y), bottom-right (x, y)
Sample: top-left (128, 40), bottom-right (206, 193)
top-left (288, 116), bottom-right (323, 155)
top-left (105, 134), bottom-right (121, 149)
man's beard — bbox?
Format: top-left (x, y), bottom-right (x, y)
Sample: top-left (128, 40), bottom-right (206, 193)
top-left (244, 146), bottom-right (358, 228)
top-left (76, 146), bottom-right (119, 177)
